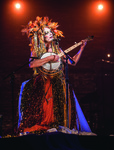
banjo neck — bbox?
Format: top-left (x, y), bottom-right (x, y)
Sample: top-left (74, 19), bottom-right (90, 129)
top-left (58, 41), bottom-right (82, 57)
top-left (58, 36), bottom-right (94, 57)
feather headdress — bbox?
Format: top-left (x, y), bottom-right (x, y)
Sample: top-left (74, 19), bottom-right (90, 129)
top-left (21, 16), bottom-right (64, 38)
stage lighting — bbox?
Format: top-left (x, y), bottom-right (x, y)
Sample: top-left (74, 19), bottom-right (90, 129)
top-left (107, 54), bottom-right (111, 58)
top-left (98, 4), bottom-right (103, 10)
top-left (15, 3), bottom-right (21, 9)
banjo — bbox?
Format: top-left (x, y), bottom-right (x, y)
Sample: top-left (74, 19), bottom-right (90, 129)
top-left (33, 36), bottom-right (94, 75)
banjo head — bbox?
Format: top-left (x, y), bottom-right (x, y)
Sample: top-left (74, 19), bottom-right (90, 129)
top-left (41, 52), bottom-right (61, 70)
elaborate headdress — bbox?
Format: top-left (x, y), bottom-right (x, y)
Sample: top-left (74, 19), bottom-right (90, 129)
top-left (22, 16), bottom-right (64, 53)
top-left (21, 16), bottom-right (64, 39)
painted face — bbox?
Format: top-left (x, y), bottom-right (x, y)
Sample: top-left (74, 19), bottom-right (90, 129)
top-left (44, 27), bottom-right (54, 43)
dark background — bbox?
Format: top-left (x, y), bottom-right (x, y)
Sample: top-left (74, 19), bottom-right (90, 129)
top-left (0, 0), bottom-right (114, 136)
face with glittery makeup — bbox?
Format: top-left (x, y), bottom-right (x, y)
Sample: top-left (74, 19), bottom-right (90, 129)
top-left (44, 27), bottom-right (54, 43)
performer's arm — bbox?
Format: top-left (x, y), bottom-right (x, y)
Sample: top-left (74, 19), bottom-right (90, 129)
top-left (29, 51), bottom-right (59, 68)
top-left (62, 40), bottom-right (87, 65)
top-left (69, 39), bottom-right (87, 66)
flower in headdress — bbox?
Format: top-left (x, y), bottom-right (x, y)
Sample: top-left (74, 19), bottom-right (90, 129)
top-left (28, 21), bottom-right (33, 27)
top-left (36, 16), bottom-right (42, 22)
top-left (54, 29), bottom-right (64, 37)
top-left (48, 22), bottom-right (59, 29)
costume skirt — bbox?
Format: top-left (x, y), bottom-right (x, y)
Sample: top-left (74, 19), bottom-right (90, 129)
top-left (18, 73), bottom-right (77, 134)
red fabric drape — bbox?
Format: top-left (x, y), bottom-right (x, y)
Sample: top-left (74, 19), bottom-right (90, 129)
top-left (24, 78), bottom-right (54, 133)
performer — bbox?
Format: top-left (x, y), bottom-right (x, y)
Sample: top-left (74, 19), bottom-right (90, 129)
top-left (18, 16), bottom-right (87, 134)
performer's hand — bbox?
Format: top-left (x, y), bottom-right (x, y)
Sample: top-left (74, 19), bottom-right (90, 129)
top-left (81, 39), bottom-right (87, 49)
top-left (52, 55), bottom-right (59, 62)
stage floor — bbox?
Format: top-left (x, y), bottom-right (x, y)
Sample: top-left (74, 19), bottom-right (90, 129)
top-left (0, 132), bottom-right (114, 150)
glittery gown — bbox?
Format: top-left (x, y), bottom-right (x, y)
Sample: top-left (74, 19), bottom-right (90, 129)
top-left (18, 69), bottom-right (77, 134)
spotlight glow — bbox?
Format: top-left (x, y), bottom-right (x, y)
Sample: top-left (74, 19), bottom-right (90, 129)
top-left (107, 54), bottom-right (111, 58)
top-left (98, 4), bottom-right (103, 10)
top-left (15, 3), bottom-right (21, 9)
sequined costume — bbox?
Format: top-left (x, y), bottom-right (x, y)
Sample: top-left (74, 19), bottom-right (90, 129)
top-left (18, 62), bottom-right (78, 134)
